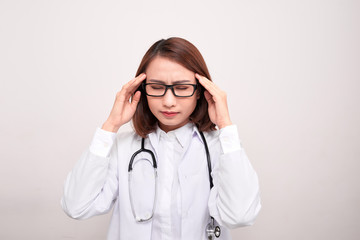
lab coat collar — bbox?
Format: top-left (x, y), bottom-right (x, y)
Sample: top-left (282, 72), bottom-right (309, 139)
top-left (147, 122), bottom-right (202, 153)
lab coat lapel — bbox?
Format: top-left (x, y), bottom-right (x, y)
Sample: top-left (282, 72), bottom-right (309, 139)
top-left (147, 131), bottom-right (159, 159)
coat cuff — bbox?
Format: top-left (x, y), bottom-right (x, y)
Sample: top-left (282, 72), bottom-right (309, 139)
top-left (219, 125), bottom-right (241, 154)
top-left (89, 127), bottom-right (117, 158)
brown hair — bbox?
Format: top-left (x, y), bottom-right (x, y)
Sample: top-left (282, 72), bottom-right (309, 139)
top-left (132, 37), bottom-right (216, 137)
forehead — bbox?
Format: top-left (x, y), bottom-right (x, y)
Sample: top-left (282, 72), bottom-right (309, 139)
top-left (145, 56), bottom-right (195, 82)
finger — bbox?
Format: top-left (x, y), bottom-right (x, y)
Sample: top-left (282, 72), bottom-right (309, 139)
top-left (131, 91), bottom-right (141, 106)
top-left (204, 90), bottom-right (214, 104)
top-left (134, 72), bottom-right (147, 85)
top-left (121, 73), bottom-right (146, 100)
top-left (195, 73), bottom-right (219, 95)
top-left (123, 73), bottom-right (146, 92)
top-left (195, 73), bottom-right (212, 85)
top-left (132, 73), bottom-right (147, 90)
top-left (130, 73), bottom-right (147, 95)
top-left (196, 73), bottom-right (227, 103)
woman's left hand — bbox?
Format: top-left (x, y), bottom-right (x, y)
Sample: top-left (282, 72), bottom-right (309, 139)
top-left (195, 73), bottom-right (232, 129)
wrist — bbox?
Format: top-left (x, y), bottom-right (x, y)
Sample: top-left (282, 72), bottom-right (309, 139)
top-left (101, 121), bottom-right (120, 133)
top-left (218, 120), bottom-right (232, 129)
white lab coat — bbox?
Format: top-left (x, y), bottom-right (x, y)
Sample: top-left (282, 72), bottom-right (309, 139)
top-left (61, 124), bottom-right (261, 240)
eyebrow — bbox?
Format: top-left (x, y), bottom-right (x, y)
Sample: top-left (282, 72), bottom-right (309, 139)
top-left (147, 79), bottom-right (192, 84)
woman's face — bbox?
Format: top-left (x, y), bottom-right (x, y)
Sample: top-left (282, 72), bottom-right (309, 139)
top-left (145, 56), bottom-right (198, 132)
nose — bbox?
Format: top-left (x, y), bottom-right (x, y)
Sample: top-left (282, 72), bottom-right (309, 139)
top-left (162, 88), bottom-right (176, 108)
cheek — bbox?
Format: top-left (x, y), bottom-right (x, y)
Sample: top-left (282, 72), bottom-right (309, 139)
top-left (185, 97), bottom-right (198, 112)
top-left (146, 97), bottom-right (157, 113)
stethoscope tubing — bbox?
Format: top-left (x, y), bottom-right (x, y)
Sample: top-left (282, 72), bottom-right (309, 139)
top-left (128, 137), bottom-right (158, 222)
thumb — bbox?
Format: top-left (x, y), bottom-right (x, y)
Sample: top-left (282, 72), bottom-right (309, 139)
top-left (204, 90), bottom-right (214, 104)
top-left (131, 91), bottom-right (141, 106)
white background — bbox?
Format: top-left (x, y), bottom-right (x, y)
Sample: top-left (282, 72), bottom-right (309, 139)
top-left (0, 0), bottom-right (359, 239)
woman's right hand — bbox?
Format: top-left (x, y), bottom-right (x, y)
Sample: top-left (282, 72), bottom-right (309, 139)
top-left (101, 73), bottom-right (146, 132)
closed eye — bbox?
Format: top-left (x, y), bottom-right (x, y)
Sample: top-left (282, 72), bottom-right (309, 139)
top-left (150, 85), bottom-right (165, 90)
top-left (175, 86), bottom-right (190, 90)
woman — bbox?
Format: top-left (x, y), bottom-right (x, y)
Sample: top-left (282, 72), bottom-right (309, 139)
top-left (61, 37), bottom-right (261, 240)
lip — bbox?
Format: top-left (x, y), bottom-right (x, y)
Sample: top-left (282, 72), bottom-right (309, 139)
top-left (161, 111), bottom-right (179, 117)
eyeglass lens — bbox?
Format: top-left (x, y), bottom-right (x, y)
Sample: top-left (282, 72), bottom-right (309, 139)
top-left (145, 84), bottom-right (195, 97)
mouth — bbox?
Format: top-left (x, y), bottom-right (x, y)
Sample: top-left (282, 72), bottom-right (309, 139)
top-left (161, 111), bottom-right (179, 117)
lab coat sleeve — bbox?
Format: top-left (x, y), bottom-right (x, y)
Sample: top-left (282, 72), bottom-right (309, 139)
top-left (61, 127), bottom-right (119, 219)
top-left (208, 125), bottom-right (261, 229)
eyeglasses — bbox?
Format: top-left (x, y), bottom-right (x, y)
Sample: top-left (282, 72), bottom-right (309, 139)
top-left (143, 82), bottom-right (198, 97)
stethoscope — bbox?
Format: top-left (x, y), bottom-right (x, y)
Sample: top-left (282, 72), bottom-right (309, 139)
top-left (128, 130), bottom-right (221, 239)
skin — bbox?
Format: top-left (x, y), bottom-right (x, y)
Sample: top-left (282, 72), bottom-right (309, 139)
top-left (145, 57), bottom-right (199, 132)
top-left (102, 57), bottom-right (232, 133)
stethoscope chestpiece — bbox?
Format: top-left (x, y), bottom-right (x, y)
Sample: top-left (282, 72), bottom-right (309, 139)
top-left (214, 226), bottom-right (221, 237)
top-left (206, 217), bottom-right (221, 239)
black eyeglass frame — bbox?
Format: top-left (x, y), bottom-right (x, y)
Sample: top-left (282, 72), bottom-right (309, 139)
top-left (142, 82), bottom-right (198, 97)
